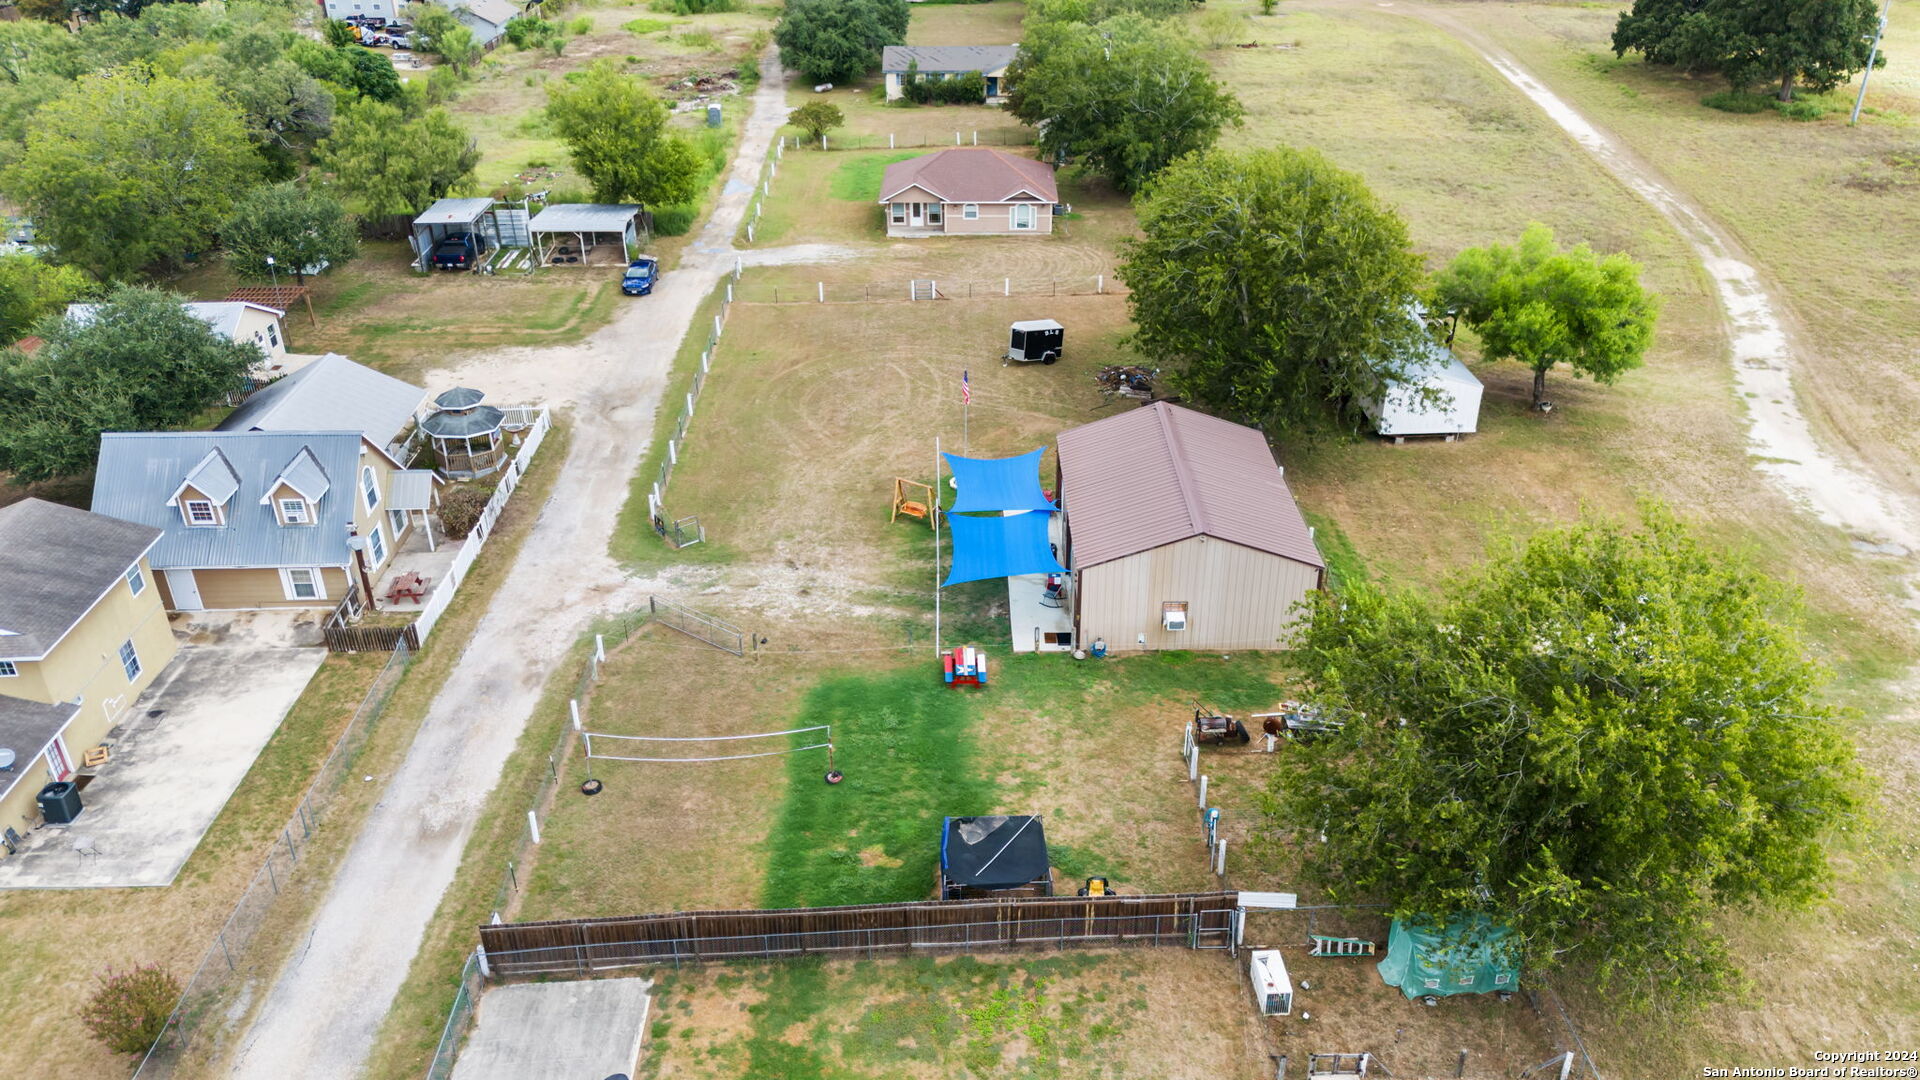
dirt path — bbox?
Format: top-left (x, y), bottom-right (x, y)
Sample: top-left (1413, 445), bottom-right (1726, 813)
top-left (226, 50), bottom-right (796, 1080)
top-left (1384, 1), bottom-right (1920, 555)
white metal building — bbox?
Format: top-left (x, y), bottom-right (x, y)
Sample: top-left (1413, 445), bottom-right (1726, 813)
top-left (1361, 337), bottom-right (1484, 441)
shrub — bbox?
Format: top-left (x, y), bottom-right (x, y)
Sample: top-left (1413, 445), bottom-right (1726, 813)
top-left (788, 100), bottom-right (845, 140)
top-left (1701, 90), bottom-right (1771, 113)
top-left (902, 67), bottom-right (988, 105)
top-left (1196, 7), bottom-right (1242, 49)
top-left (438, 484), bottom-right (496, 539)
top-left (567, 15), bottom-right (593, 33)
top-left (624, 17), bottom-right (672, 33)
top-left (80, 965), bottom-right (181, 1057)
top-left (504, 15), bottom-right (557, 48)
top-left (651, 203), bottom-right (699, 234)
top-left (1774, 98), bottom-right (1829, 121)
top-left (679, 29), bottom-right (716, 48)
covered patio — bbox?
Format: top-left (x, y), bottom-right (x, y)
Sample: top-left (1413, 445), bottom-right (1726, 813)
top-left (529, 203), bottom-right (641, 267)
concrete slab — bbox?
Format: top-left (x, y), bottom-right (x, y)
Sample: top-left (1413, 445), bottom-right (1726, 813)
top-left (374, 519), bottom-right (462, 612)
top-left (452, 978), bottom-right (651, 1080)
top-left (1009, 512), bottom-right (1072, 654)
top-left (173, 608), bottom-right (326, 649)
top-left (0, 644), bottom-right (326, 889)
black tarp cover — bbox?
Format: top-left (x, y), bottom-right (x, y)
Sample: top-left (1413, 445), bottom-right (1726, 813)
top-left (941, 815), bottom-right (1049, 888)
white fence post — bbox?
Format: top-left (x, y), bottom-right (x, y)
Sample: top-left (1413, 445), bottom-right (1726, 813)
top-left (1188, 747), bottom-right (1198, 781)
top-left (735, 255), bottom-right (742, 278)
top-left (1198, 775), bottom-right (1209, 808)
top-left (821, 134), bottom-right (827, 150)
top-left (667, 440), bottom-right (677, 464)
top-left (595, 634), bottom-right (606, 664)
top-left (1004, 277), bottom-right (1010, 297)
top-left (527, 811), bottom-right (541, 845)
top-left (726, 283), bottom-right (733, 304)
top-left (1097, 274), bottom-right (1104, 294)
top-left (955, 131), bottom-right (961, 145)
top-left (475, 945), bottom-right (491, 979)
top-left (747, 222), bottom-right (754, 243)
top-left (701, 349), bottom-right (710, 373)
top-left (818, 281), bottom-right (825, 303)
top-left (1215, 837), bottom-right (1228, 876)
top-left (972, 130), bottom-right (978, 146)
top-left (570, 699), bottom-right (582, 731)
top-left (714, 314), bottom-right (722, 339)
top-left (889, 133), bottom-right (895, 149)
top-left (686, 391), bottom-right (695, 416)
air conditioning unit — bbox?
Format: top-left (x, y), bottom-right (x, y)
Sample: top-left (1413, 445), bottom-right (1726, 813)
top-left (1162, 603), bottom-right (1188, 631)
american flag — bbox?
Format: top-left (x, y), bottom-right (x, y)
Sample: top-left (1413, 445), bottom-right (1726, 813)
top-left (962, 370), bottom-right (971, 406)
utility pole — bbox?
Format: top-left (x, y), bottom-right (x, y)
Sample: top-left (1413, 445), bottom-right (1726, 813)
top-left (1851, 0), bottom-right (1894, 126)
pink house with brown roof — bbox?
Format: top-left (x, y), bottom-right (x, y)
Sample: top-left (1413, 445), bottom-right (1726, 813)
top-left (877, 148), bottom-right (1059, 237)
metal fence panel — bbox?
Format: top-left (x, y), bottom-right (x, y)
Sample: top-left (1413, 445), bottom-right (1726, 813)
top-left (647, 595), bottom-right (743, 655)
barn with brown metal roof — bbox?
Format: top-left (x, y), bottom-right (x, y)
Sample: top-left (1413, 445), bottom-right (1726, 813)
top-left (1054, 402), bottom-right (1325, 652)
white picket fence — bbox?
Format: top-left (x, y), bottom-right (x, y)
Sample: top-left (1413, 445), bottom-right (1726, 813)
top-left (414, 407), bottom-right (553, 645)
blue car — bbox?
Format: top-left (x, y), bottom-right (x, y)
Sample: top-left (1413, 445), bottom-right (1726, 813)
top-left (622, 256), bottom-right (659, 296)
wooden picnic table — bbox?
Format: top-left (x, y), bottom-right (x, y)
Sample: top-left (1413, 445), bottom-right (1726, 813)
top-left (386, 571), bottom-right (429, 603)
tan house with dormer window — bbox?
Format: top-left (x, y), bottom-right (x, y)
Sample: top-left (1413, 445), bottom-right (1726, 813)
top-left (0, 499), bottom-right (178, 844)
top-left (90, 431), bottom-right (440, 611)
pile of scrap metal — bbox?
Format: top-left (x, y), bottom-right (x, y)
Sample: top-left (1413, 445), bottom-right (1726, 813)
top-left (1095, 364), bottom-right (1158, 402)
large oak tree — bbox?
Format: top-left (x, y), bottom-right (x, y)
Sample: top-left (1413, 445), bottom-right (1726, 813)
top-left (1118, 145), bottom-right (1427, 435)
top-left (545, 61), bottom-right (704, 207)
top-left (1613, 0), bottom-right (1883, 102)
top-left (1268, 507), bottom-right (1861, 1007)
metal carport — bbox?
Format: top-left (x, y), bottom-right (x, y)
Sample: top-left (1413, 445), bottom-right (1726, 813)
top-left (528, 204), bottom-right (642, 267)
top-left (411, 198), bottom-right (500, 271)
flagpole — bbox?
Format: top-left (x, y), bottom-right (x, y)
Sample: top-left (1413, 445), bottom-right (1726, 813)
top-left (934, 436), bottom-right (942, 656)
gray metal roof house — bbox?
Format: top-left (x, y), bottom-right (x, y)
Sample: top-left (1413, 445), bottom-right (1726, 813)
top-left (92, 431), bottom-right (435, 611)
top-left (882, 45), bottom-right (1021, 102)
top-left (219, 353), bottom-right (427, 461)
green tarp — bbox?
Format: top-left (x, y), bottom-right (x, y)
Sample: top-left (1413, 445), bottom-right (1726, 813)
top-left (1376, 914), bottom-right (1521, 1000)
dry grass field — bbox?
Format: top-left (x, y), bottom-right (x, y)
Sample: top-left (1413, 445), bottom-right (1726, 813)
top-left (371, 2), bottom-right (1918, 1078)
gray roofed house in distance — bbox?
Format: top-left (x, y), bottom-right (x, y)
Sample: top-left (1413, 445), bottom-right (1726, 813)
top-left (1055, 402), bottom-right (1325, 652)
top-left (218, 353), bottom-right (427, 461)
top-left (882, 45), bottom-right (1020, 102)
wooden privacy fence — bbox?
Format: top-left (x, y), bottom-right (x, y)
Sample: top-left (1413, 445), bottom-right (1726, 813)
top-left (479, 892), bottom-right (1239, 976)
top-left (321, 621), bottom-right (419, 653)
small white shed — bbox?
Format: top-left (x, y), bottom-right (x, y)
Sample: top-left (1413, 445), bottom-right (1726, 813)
top-left (1364, 339), bottom-right (1483, 441)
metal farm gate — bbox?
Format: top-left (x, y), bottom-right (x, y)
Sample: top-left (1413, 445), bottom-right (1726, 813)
top-left (647, 595), bottom-right (743, 655)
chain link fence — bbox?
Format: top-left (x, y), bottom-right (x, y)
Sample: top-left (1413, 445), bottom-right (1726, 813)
top-left (424, 610), bottom-right (654, 1077)
top-left (132, 640), bottom-right (415, 1078)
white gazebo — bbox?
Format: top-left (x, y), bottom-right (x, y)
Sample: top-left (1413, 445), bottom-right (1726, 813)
top-left (528, 204), bottom-right (642, 267)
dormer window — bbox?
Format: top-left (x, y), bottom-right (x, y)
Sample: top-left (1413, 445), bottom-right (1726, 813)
top-left (279, 498), bottom-right (310, 525)
top-left (184, 499), bottom-right (219, 526)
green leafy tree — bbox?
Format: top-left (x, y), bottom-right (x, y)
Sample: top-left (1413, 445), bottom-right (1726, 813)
top-left (321, 18), bottom-right (358, 47)
top-left (1268, 507), bottom-right (1861, 1008)
top-left (545, 61), bottom-right (704, 206)
top-left (1007, 15), bottom-right (1242, 193)
top-left (339, 46), bottom-right (404, 102)
top-left (1613, 0), bottom-right (1882, 101)
top-left (1118, 146), bottom-right (1427, 435)
top-left (1432, 223), bottom-right (1659, 410)
top-left (0, 286), bottom-right (260, 481)
top-left (409, 3), bottom-right (483, 74)
top-left (788, 100), bottom-right (845, 141)
top-left (1, 69), bottom-right (261, 279)
top-left (221, 183), bottom-right (359, 284)
top-left (0, 254), bottom-right (91, 342)
top-left (774, 0), bottom-right (909, 84)
top-left (315, 98), bottom-right (479, 219)
top-left (79, 964), bottom-right (182, 1056)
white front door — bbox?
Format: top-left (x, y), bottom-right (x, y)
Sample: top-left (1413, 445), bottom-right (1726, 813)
top-left (909, 203), bottom-right (925, 227)
top-left (165, 569), bottom-right (203, 611)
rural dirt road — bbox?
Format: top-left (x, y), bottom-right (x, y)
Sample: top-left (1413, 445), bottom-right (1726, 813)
top-left (227, 50), bottom-right (795, 1080)
top-left (1391, 1), bottom-right (1920, 556)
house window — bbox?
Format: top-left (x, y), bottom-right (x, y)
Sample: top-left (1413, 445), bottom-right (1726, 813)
top-left (283, 568), bottom-right (322, 601)
top-left (388, 507), bottom-right (408, 537)
top-left (891, 203), bottom-right (907, 225)
top-left (1162, 602), bottom-right (1189, 631)
top-left (125, 564), bottom-right (145, 597)
top-left (1011, 204), bottom-right (1036, 231)
top-left (368, 524), bottom-right (387, 565)
top-left (266, 323), bottom-right (280, 348)
top-left (0, 660), bottom-right (16, 677)
top-left (927, 204), bottom-right (944, 226)
top-left (118, 639), bottom-right (141, 682)
top-left (362, 466), bottom-right (380, 511)
top-left (280, 498), bottom-right (310, 525)
top-left (962, 204), bottom-right (979, 220)
top-left (185, 499), bottom-right (217, 526)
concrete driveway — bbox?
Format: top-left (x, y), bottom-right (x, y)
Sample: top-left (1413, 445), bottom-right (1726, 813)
top-left (451, 978), bottom-right (651, 1080)
top-left (0, 643), bottom-right (325, 889)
